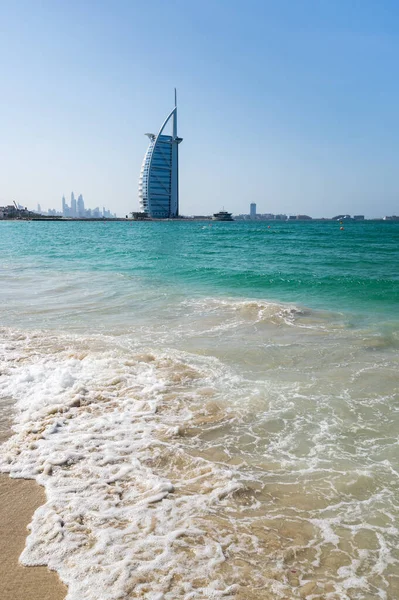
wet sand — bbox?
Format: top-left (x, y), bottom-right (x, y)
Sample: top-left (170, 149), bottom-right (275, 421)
top-left (0, 409), bottom-right (66, 600)
top-left (0, 475), bottom-right (66, 600)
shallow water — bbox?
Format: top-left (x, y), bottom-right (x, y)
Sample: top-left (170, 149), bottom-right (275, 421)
top-left (0, 220), bottom-right (398, 599)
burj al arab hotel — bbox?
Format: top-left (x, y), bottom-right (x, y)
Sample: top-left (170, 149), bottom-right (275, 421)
top-left (138, 91), bottom-right (183, 218)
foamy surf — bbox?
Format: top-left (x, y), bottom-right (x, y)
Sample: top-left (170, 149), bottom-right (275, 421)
top-left (0, 307), bottom-right (398, 599)
top-left (0, 329), bottom-right (250, 598)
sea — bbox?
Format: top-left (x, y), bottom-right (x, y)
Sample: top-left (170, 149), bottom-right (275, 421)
top-left (0, 219), bottom-right (398, 600)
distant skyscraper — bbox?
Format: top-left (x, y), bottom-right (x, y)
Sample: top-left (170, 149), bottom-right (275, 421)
top-left (250, 203), bottom-right (256, 219)
top-left (37, 203), bottom-right (41, 213)
top-left (77, 194), bottom-right (85, 217)
top-left (71, 192), bottom-right (77, 217)
top-left (138, 90), bottom-right (183, 218)
top-left (62, 195), bottom-right (67, 217)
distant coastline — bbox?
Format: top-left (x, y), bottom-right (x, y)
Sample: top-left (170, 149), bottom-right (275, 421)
top-left (1, 216), bottom-right (397, 223)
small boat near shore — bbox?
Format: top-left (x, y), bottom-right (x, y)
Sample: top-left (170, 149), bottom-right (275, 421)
top-left (212, 210), bottom-right (234, 221)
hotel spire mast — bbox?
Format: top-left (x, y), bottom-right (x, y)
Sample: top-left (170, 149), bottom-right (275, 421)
top-left (173, 88), bottom-right (177, 138)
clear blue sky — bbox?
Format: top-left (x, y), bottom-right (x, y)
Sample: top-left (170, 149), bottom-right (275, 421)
top-left (0, 0), bottom-right (398, 218)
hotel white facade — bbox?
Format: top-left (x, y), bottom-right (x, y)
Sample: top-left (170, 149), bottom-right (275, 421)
top-left (138, 92), bottom-right (183, 218)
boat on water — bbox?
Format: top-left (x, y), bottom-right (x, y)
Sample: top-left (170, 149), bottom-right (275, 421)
top-left (212, 210), bottom-right (234, 221)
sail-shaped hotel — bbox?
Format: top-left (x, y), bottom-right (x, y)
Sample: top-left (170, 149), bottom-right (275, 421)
top-left (138, 91), bottom-right (183, 218)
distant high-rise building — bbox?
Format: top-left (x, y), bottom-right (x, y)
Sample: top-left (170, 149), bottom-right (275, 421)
top-left (37, 204), bottom-right (41, 213)
top-left (77, 194), bottom-right (85, 217)
top-left (49, 194), bottom-right (114, 218)
top-left (62, 195), bottom-right (68, 217)
top-left (250, 203), bottom-right (256, 219)
top-left (71, 192), bottom-right (77, 217)
top-left (139, 90), bottom-right (182, 218)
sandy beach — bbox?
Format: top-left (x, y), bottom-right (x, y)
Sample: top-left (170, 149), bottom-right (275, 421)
top-left (0, 475), bottom-right (66, 600)
top-left (0, 418), bottom-right (66, 600)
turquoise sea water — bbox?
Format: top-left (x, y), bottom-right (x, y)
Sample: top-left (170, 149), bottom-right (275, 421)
top-left (0, 220), bottom-right (398, 600)
top-left (1, 220), bottom-right (398, 317)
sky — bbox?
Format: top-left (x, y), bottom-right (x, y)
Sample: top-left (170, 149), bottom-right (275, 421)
top-left (0, 0), bottom-right (398, 218)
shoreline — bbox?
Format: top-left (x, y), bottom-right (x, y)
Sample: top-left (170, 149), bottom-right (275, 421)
top-left (0, 420), bottom-right (66, 600)
top-left (0, 475), bottom-right (66, 600)
top-left (0, 217), bottom-right (396, 222)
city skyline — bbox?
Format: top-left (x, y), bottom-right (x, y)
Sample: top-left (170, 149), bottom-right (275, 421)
top-left (1, 193), bottom-right (397, 221)
top-left (35, 193), bottom-right (116, 218)
top-left (0, 2), bottom-right (398, 218)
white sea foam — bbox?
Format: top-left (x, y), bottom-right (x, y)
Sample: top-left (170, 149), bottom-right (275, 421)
top-left (1, 319), bottom-right (398, 599)
top-left (0, 330), bottom-right (250, 599)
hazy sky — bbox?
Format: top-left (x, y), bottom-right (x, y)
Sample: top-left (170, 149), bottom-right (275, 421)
top-left (0, 0), bottom-right (398, 218)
